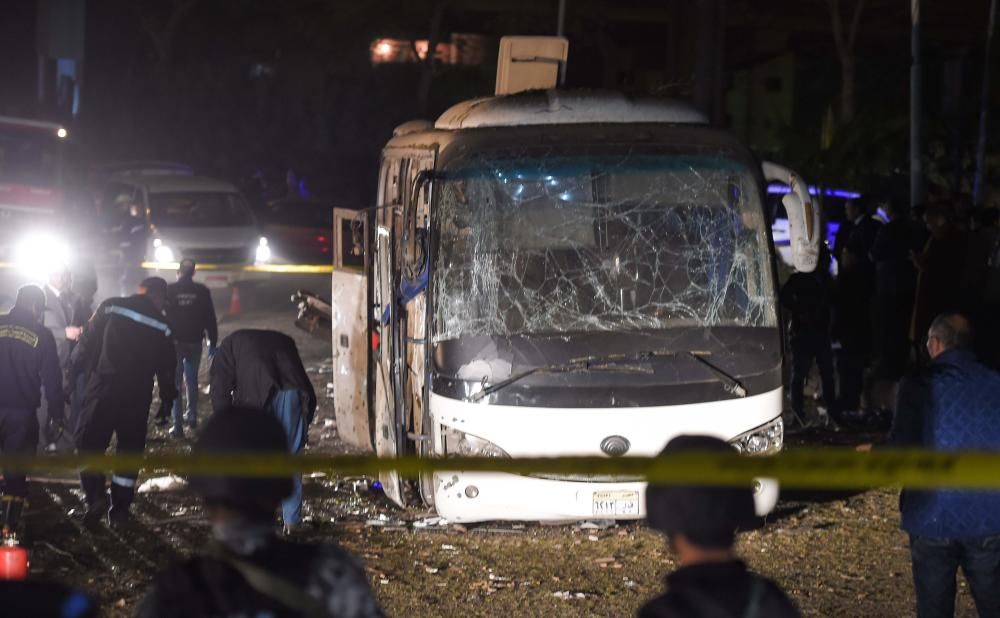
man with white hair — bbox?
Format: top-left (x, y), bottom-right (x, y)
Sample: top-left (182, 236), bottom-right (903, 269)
top-left (41, 266), bottom-right (81, 448)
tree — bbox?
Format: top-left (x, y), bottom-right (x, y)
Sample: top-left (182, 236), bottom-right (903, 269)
top-left (825, 0), bottom-right (867, 123)
top-left (973, 0), bottom-right (998, 206)
top-left (134, 0), bottom-right (199, 70)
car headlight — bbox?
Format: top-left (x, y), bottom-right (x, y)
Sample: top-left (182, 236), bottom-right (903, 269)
top-left (152, 238), bottom-right (175, 263)
top-left (255, 237), bottom-right (272, 263)
top-left (14, 234), bottom-right (72, 278)
top-left (442, 426), bottom-right (509, 458)
top-left (729, 417), bottom-right (783, 456)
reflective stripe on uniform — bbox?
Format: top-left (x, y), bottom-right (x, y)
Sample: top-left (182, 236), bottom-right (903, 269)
top-left (111, 475), bottom-right (136, 488)
top-left (105, 306), bottom-right (171, 337)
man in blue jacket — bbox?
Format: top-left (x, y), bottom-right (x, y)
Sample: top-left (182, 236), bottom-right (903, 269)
top-left (888, 313), bottom-right (1000, 617)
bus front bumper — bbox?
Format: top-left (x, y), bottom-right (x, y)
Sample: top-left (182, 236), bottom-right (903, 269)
top-left (431, 471), bottom-right (779, 524)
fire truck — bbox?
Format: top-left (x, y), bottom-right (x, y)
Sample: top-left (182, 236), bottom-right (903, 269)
top-left (0, 115), bottom-right (95, 306)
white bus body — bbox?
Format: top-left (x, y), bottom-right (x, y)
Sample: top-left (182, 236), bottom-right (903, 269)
top-left (329, 89), bottom-right (819, 523)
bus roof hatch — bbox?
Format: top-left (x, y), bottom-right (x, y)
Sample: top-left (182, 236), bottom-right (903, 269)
top-left (495, 36), bottom-right (568, 96)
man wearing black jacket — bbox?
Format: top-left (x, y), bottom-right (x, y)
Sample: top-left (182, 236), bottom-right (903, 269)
top-left (639, 436), bottom-right (800, 618)
top-left (161, 259), bottom-right (218, 437)
top-left (71, 277), bottom-right (177, 528)
top-left (0, 285), bottom-right (64, 536)
top-left (210, 329), bottom-right (317, 532)
top-left (780, 248), bottom-right (838, 426)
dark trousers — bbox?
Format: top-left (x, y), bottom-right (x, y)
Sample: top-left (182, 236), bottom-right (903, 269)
top-left (76, 381), bottom-right (151, 517)
top-left (0, 408), bottom-right (38, 497)
top-left (789, 333), bottom-right (836, 418)
top-left (68, 373), bottom-right (87, 435)
top-left (874, 294), bottom-right (912, 379)
top-left (837, 347), bottom-right (866, 411)
top-left (172, 341), bottom-right (203, 430)
top-left (910, 534), bottom-right (1000, 618)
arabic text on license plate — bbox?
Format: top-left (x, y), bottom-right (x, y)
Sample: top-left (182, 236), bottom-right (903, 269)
top-left (592, 490), bottom-right (640, 516)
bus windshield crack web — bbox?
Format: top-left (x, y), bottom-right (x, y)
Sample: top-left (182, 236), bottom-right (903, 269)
top-left (432, 150), bottom-right (776, 343)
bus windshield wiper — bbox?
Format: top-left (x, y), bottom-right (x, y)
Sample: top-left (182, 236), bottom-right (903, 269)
top-left (686, 351), bottom-right (748, 398)
top-left (467, 350), bottom-right (670, 403)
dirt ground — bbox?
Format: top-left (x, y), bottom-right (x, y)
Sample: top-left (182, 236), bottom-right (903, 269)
top-left (21, 285), bottom-right (983, 617)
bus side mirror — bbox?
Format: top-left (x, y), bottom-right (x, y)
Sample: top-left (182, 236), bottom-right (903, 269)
top-left (762, 161), bottom-right (820, 273)
top-left (782, 191), bottom-right (819, 273)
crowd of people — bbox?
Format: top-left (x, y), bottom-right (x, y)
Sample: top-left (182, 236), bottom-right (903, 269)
top-left (782, 197), bottom-right (1000, 428)
top-left (0, 204), bottom-right (999, 615)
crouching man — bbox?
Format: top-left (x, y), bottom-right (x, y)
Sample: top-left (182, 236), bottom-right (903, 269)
top-left (639, 435), bottom-right (800, 618)
top-left (210, 329), bottom-right (316, 533)
top-left (138, 408), bottom-right (383, 617)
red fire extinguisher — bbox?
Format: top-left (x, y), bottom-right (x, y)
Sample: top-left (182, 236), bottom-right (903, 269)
top-left (0, 537), bottom-right (29, 580)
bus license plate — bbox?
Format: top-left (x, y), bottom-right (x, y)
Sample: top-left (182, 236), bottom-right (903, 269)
top-left (592, 490), bottom-right (639, 516)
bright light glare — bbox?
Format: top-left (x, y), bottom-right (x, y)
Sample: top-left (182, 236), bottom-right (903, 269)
top-left (255, 237), bottom-right (272, 263)
top-left (376, 41), bottom-right (392, 56)
top-left (154, 244), bottom-right (175, 263)
top-left (56, 127), bottom-right (68, 139)
top-left (14, 234), bottom-right (71, 279)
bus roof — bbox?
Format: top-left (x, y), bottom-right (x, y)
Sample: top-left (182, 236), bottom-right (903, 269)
top-left (433, 90), bottom-right (707, 130)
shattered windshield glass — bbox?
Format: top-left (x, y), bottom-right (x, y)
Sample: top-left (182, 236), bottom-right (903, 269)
top-left (433, 150), bottom-right (776, 342)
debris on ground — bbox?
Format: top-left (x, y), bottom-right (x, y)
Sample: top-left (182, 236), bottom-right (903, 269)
top-left (137, 475), bottom-right (186, 494)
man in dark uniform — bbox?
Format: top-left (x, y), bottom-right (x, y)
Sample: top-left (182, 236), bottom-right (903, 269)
top-left (160, 259), bottom-right (218, 437)
top-left (835, 197), bottom-right (882, 417)
top-left (639, 435), bottom-right (800, 618)
top-left (0, 285), bottom-right (64, 536)
top-left (137, 408), bottom-right (383, 618)
top-left (210, 330), bottom-right (316, 533)
top-left (70, 277), bottom-right (177, 528)
top-left (780, 247), bottom-right (838, 427)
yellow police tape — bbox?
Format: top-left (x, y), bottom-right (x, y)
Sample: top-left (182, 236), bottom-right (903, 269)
top-left (6, 449), bottom-right (1000, 490)
top-left (0, 261), bottom-right (337, 274)
top-left (140, 262), bottom-right (335, 274)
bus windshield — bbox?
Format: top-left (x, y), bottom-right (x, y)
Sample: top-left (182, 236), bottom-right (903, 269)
top-left (433, 152), bottom-right (776, 342)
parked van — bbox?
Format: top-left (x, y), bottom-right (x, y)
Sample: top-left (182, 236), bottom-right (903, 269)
top-left (98, 173), bottom-right (269, 293)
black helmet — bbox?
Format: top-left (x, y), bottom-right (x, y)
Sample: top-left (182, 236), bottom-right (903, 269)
top-left (188, 408), bottom-right (293, 517)
top-left (645, 435), bottom-right (756, 548)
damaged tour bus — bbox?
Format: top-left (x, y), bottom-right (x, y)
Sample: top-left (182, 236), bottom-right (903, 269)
top-left (330, 37), bottom-right (821, 523)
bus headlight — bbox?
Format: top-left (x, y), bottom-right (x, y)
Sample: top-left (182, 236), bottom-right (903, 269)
top-left (14, 234), bottom-right (71, 278)
top-left (729, 418), bottom-right (783, 456)
top-left (442, 427), bottom-right (509, 458)
top-left (255, 237), bottom-right (272, 263)
top-left (152, 238), bottom-right (175, 264)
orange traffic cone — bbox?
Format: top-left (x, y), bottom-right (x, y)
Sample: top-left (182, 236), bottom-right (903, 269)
top-left (228, 286), bottom-right (242, 317)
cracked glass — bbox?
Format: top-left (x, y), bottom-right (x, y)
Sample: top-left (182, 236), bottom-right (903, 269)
top-left (432, 150), bottom-right (776, 343)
